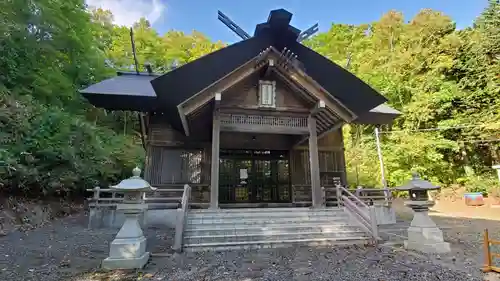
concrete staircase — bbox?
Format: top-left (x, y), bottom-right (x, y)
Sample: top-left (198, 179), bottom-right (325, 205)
top-left (183, 207), bottom-right (372, 252)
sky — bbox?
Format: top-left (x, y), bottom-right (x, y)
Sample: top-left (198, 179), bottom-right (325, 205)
top-left (85, 0), bottom-right (489, 43)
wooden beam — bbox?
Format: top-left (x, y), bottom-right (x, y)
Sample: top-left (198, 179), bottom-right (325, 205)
top-left (214, 92), bottom-right (221, 106)
top-left (272, 69), bottom-right (317, 104)
top-left (264, 59), bottom-right (274, 78)
top-left (288, 73), bottom-right (353, 121)
top-left (177, 105), bottom-right (190, 136)
top-left (308, 116), bottom-right (323, 208)
top-left (338, 127), bottom-right (348, 186)
top-left (317, 122), bottom-right (345, 141)
top-left (179, 93), bottom-right (221, 137)
top-left (310, 100), bottom-right (326, 116)
top-left (315, 119), bottom-right (328, 132)
top-left (293, 121), bottom-right (344, 148)
top-left (181, 54), bottom-right (268, 116)
top-left (220, 123), bottom-right (308, 135)
top-left (219, 105), bottom-right (310, 114)
top-left (316, 113), bottom-right (334, 127)
top-left (273, 62), bottom-right (356, 122)
top-left (293, 101), bottom-right (340, 148)
top-left (138, 112), bottom-right (147, 150)
top-left (210, 108), bottom-right (221, 209)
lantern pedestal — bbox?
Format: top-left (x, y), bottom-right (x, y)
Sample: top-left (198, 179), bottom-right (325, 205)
top-left (403, 201), bottom-right (450, 253)
top-left (102, 205), bottom-right (150, 269)
top-left (101, 167), bottom-right (156, 270)
top-left (396, 173), bottom-right (450, 254)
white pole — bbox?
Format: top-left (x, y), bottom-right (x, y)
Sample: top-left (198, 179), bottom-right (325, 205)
top-left (375, 127), bottom-right (389, 203)
top-left (374, 127), bottom-right (387, 187)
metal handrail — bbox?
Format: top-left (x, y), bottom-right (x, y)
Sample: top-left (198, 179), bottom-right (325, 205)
top-left (337, 185), bottom-right (369, 208)
top-left (343, 196), bottom-right (373, 234)
top-left (337, 185), bottom-right (379, 241)
top-left (172, 184), bottom-right (191, 252)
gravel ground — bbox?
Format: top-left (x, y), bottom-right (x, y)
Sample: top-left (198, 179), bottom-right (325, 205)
top-left (0, 214), bottom-right (174, 281)
top-left (76, 245), bottom-right (482, 281)
top-left (0, 205), bottom-right (499, 281)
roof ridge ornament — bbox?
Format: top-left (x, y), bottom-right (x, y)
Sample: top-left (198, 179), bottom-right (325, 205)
top-left (217, 9), bottom-right (318, 42)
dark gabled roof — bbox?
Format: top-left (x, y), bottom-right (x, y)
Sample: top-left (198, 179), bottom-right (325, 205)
top-left (79, 8), bottom-right (394, 131)
top-left (151, 9), bottom-right (387, 131)
top-left (80, 72), bottom-right (159, 111)
top-left (284, 42), bottom-right (387, 114)
top-left (150, 36), bottom-right (273, 131)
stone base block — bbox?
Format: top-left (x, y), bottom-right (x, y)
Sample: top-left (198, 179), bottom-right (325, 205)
top-left (109, 237), bottom-right (147, 258)
top-left (374, 205), bottom-right (396, 225)
top-left (404, 240), bottom-right (451, 254)
top-left (102, 252), bottom-right (150, 270)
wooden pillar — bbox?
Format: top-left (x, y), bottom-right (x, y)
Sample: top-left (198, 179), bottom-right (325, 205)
top-left (210, 93), bottom-right (221, 209)
top-left (338, 126), bottom-right (348, 186)
top-left (308, 116), bottom-right (323, 208)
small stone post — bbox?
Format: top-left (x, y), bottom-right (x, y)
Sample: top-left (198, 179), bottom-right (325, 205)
top-left (102, 167), bottom-right (156, 270)
top-left (396, 172), bottom-right (450, 253)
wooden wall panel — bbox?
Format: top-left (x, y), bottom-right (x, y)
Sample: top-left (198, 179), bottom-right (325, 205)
top-left (220, 72), bottom-right (311, 110)
top-left (146, 147), bottom-right (202, 185)
top-left (276, 76), bottom-right (311, 109)
top-left (148, 115), bottom-right (186, 146)
top-left (220, 132), bottom-right (298, 150)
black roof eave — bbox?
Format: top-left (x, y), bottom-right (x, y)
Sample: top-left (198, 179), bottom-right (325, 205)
top-left (81, 92), bottom-right (159, 112)
top-left (79, 71), bottom-right (160, 112)
top-left (353, 104), bottom-right (401, 125)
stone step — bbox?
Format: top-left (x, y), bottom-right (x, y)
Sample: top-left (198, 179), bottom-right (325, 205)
top-left (184, 230), bottom-right (367, 245)
top-left (184, 224), bottom-right (363, 237)
top-left (186, 216), bottom-right (349, 225)
top-left (185, 221), bottom-right (353, 231)
top-left (187, 210), bottom-right (347, 220)
top-left (189, 207), bottom-right (341, 214)
top-left (183, 237), bottom-right (371, 252)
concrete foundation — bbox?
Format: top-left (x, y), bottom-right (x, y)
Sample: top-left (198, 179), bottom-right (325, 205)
top-left (102, 211), bottom-right (151, 269)
top-left (90, 209), bottom-right (178, 229)
top-left (102, 237), bottom-right (150, 269)
top-left (92, 206), bottom-right (394, 228)
top-left (373, 205), bottom-right (396, 225)
top-left (404, 211), bottom-right (450, 253)
top-left (358, 205), bottom-right (396, 225)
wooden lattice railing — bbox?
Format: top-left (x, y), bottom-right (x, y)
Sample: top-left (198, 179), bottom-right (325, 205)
top-left (220, 113), bottom-right (308, 128)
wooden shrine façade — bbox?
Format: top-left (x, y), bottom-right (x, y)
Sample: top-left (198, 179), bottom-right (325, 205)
top-left (80, 9), bottom-right (400, 210)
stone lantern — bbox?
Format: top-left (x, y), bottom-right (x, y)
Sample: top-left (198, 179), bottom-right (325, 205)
top-left (396, 172), bottom-right (450, 253)
top-left (102, 167), bottom-right (156, 270)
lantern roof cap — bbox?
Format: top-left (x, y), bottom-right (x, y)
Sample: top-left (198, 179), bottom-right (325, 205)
top-left (110, 167), bottom-right (157, 192)
top-left (396, 172), bottom-right (440, 191)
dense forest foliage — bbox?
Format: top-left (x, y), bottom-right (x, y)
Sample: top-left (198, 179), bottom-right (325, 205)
top-left (0, 0), bottom-right (498, 197)
top-left (305, 3), bottom-right (499, 193)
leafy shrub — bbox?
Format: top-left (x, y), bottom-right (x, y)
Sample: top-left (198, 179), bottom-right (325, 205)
top-left (463, 175), bottom-right (499, 196)
top-left (0, 94), bottom-right (144, 197)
